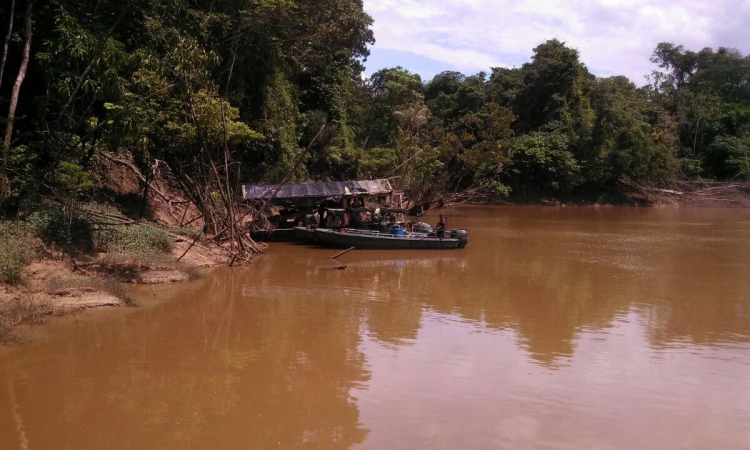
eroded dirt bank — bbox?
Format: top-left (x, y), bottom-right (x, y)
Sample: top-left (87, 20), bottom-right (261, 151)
top-left (0, 229), bottom-right (224, 344)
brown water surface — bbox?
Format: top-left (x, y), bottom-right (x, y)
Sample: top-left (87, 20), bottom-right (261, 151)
top-left (2, 206), bottom-right (750, 449)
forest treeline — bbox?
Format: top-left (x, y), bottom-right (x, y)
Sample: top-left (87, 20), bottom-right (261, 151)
top-left (1, 0), bottom-right (749, 213)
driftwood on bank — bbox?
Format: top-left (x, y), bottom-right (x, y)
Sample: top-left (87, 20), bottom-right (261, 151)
top-left (152, 84), bottom-right (264, 261)
top-left (642, 181), bottom-right (750, 207)
top-left (176, 230), bottom-right (203, 262)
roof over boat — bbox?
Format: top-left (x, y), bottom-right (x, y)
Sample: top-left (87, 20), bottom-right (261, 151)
top-left (242, 179), bottom-right (393, 207)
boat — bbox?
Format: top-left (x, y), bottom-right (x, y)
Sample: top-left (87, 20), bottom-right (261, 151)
top-left (293, 226), bottom-right (319, 243)
top-left (250, 228), bottom-right (300, 243)
top-left (293, 227), bottom-right (469, 250)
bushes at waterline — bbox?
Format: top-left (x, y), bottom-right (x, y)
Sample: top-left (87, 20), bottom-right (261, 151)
top-left (0, 222), bottom-right (38, 285)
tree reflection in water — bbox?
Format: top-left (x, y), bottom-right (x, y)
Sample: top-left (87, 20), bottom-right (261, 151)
top-left (1, 206), bottom-right (750, 449)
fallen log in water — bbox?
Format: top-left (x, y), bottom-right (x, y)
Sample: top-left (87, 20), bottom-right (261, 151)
top-left (330, 247), bottom-right (356, 260)
top-left (329, 247), bottom-right (355, 270)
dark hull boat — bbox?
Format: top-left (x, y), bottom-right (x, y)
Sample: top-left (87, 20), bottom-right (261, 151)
top-left (293, 227), bottom-right (469, 250)
top-left (294, 226), bottom-right (319, 243)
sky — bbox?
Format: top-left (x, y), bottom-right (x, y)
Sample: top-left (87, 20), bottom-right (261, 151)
top-left (362, 0), bottom-right (750, 85)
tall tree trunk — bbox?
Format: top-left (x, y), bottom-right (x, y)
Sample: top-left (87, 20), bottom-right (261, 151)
top-left (0, 0), bottom-right (15, 91)
top-left (3, 0), bottom-right (33, 156)
top-left (0, 0), bottom-right (29, 204)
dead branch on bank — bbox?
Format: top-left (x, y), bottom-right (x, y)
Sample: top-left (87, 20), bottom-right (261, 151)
top-left (101, 153), bottom-right (175, 205)
top-left (152, 86), bottom-right (264, 263)
top-left (177, 230), bottom-right (203, 262)
top-left (640, 180), bottom-right (750, 206)
top-left (74, 205), bottom-right (262, 265)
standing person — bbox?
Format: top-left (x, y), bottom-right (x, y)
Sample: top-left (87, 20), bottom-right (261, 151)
top-left (436, 215), bottom-right (446, 238)
top-left (317, 204), bottom-right (326, 227)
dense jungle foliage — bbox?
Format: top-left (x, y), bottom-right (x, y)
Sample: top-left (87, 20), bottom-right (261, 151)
top-left (0, 0), bottom-right (749, 211)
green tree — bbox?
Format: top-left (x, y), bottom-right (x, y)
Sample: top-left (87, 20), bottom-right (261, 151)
top-left (586, 76), bottom-right (675, 185)
top-left (514, 39), bottom-right (593, 138)
top-left (358, 67), bottom-right (423, 148)
top-left (706, 136), bottom-right (750, 180)
top-left (506, 131), bottom-right (580, 196)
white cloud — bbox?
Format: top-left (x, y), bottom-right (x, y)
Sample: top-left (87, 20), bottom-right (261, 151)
top-left (364, 0), bottom-right (750, 84)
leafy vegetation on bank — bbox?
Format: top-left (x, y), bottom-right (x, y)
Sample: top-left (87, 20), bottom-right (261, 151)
top-left (24, 205), bottom-right (171, 255)
top-left (0, 203), bottom-right (173, 286)
top-left (25, 208), bottom-right (93, 250)
top-left (0, 222), bottom-right (37, 284)
top-left (0, 0), bottom-right (748, 215)
top-left (95, 224), bottom-right (172, 258)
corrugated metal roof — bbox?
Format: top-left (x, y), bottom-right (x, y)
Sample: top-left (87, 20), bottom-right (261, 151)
top-left (357, 179), bottom-right (393, 195)
top-left (242, 179), bottom-right (393, 205)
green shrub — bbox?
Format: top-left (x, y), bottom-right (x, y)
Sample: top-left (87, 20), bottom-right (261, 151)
top-left (95, 225), bottom-right (172, 258)
top-left (706, 136), bottom-right (750, 180)
top-left (0, 222), bottom-right (38, 285)
top-left (507, 131), bottom-right (581, 194)
top-left (25, 207), bottom-right (93, 249)
top-left (679, 158), bottom-right (703, 179)
top-left (55, 162), bottom-right (93, 196)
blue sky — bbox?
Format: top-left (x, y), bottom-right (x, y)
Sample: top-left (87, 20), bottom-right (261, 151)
top-left (362, 0), bottom-right (750, 85)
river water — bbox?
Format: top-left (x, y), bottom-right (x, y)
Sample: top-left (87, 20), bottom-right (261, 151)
top-left (2, 206), bottom-right (750, 449)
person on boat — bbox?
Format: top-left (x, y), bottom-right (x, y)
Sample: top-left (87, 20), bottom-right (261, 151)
top-left (317, 204), bottom-right (327, 227)
top-left (305, 212), bottom-right (319, 228)
top-left (349, 208), bottom-right (361, 229)
top-left (436, 215), bottom-right (447, 238)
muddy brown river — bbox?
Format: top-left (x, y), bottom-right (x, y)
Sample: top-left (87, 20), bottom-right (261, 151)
top-left (2, 206), bottom-right (750, 449)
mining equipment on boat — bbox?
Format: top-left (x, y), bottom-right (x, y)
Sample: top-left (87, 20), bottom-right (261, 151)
top-left (241, 179), bottom-right (468, 249)
top-left (293, 208), bottom-right (468, 249)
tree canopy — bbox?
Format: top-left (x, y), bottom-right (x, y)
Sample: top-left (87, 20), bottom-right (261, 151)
top-left (0, 0), bottom-right (748, 213)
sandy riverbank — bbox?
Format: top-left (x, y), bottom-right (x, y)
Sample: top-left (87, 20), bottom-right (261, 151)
top-left (0, 239), bottom-right (222, 343)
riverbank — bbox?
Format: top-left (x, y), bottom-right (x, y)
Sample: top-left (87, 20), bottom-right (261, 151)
top-left (0, 158), bottom-right (266, 343)
top-left (490, 180), bottom-right (750, 208)
top-left (641, 181), bottom-right (750, 208)
top-left (0, 223), bottom-right (225, 344)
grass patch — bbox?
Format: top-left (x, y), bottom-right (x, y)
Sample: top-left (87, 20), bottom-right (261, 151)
top-left (23, 203), bottom-right (172, 261)
top-left (95, 224), bottom-right (172, 258)
top-left (0, 222), bottom-right (39, 285)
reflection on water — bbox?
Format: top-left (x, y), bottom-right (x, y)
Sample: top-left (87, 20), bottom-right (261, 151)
top-left (2, 206), bottom-right (750, 449)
